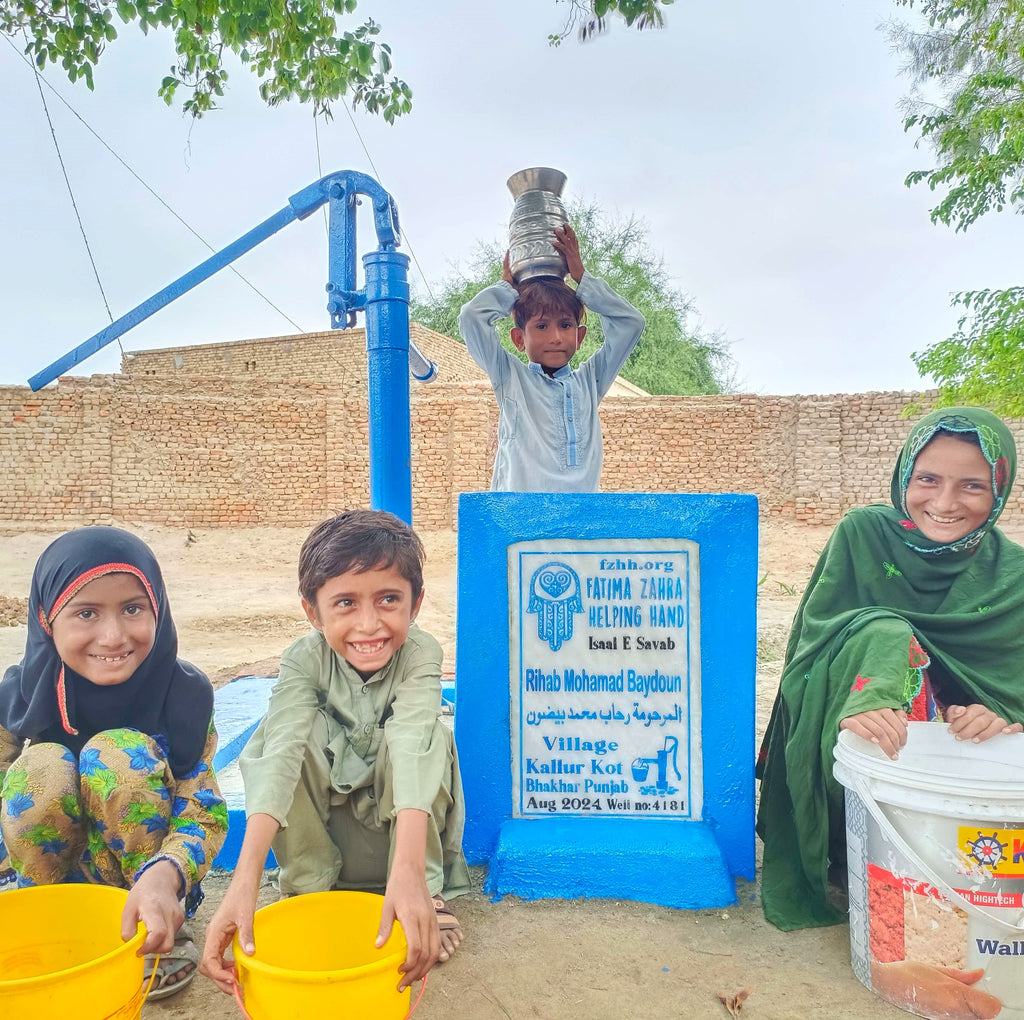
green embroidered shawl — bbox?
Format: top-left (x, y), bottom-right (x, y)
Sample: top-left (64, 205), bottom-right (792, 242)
top-left (756, 407), bottom-right (1024, 931)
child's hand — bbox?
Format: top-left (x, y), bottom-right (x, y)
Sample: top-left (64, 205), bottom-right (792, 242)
top-left (122, 859), bottom-right (184, 956)
top-left (378, 862), bottom-right (440, 992)
top-left (199, 881), bottom-right (259, 994)
top-left (946, 703), bottom-right (1023, 742)
top-left (839, 707), bottom-right (909, 760)
top-left (553, 223), bottom-right (585, 283)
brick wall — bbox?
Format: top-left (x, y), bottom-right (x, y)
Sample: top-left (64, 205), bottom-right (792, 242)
top-left (3, 377), bottom-right (1021, 530)
top-left (122, 325), bottom-right (487, 386)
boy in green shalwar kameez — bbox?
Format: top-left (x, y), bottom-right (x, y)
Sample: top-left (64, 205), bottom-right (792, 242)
top-left (201, 511), bottom-right (470, 995)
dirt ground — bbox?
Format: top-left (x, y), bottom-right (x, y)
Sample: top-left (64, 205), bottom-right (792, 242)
top-left (6, 518), bottom-right (1018, 1019)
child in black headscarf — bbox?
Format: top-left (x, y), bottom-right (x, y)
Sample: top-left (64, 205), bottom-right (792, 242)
top-left (0, 527), bottom-right (228, 999)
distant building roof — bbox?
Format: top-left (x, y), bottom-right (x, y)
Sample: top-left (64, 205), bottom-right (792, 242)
top-left (122, 325), bottom-right (647, 395)
top-left (122, 324), bottom-right (485, 384)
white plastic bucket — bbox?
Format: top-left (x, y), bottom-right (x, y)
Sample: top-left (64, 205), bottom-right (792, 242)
top-left (834, 723), bottom-right (1024, 1019)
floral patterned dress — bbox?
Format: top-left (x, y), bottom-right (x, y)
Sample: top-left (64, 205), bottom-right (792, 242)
top-left (0, 722), bottom-right (227, 914)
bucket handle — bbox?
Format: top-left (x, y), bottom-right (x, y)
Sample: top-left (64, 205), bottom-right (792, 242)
top-left (849, 774), bottom-right (1024, 936)
top-left (230, 967), bottom-right (427, 1018)
top-left (141, 952), bottom-right (160, 1000)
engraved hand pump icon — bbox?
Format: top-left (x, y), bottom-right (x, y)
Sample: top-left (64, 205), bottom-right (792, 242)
top-left (631, 736), bottom-right (681, 794)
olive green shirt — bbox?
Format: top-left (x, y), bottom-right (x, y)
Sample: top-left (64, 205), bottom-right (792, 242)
top-left (240, 624), bottom-right (445, 824)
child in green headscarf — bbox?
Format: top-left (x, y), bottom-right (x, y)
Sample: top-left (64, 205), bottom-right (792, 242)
top-left (756, 407), bottom-right (1024, 932)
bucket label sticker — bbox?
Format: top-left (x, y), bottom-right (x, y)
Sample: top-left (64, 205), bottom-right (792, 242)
top-left (865, 862), bottom-right (1023, 1019)
top-left (868, 863), bottom-right (970, 969)
top-left (959, 826), bottom-right (1024, 879)
top-left (508, 538), bottom-right (702, 820)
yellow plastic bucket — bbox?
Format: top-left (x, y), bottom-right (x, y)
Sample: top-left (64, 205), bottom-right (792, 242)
top-left (0, 884), bottom-right (146, 1020)
top-left (233, 891), bottom-right (412, 1019)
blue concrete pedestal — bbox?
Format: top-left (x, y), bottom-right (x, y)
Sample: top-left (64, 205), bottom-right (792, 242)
top-left (484, 817), bottom-right (735, 908)
top-left (456, 492), bottom-right (757, 910)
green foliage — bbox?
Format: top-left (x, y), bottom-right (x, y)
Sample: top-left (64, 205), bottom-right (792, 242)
top-left (893, 0), bottom-right (1024, 233)
top-left (890, 1), bottom-right (1024, 414)
top-left (0, 0), bottom-right (412, 118)
top-left (2, 1), bottom-right (674, 116)
top-left (411, 199), bottom-right (734, 397)
top-left (548, 0), bottom-right (674, 44)
top-left (912, 286), bottom-right (1024, 415)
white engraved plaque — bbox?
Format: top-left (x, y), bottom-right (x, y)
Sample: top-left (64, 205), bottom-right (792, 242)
top-left (509, 538), bottom-right (702, 819)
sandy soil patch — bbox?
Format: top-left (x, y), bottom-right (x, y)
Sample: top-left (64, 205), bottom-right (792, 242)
top-left (0, 594), bottom-right (28, 627)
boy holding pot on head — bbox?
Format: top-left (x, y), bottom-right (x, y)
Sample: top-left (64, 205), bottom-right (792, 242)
top-left (458, 222), bottom-right (645, 492)
top-left (200, 510), bottom-right (470, 994)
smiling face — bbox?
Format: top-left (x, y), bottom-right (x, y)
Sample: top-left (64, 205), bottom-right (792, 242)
top-left (905, 433), bottom-right (994, 542)
top-left (303, 562), bottom-right (424, 678)
top-left (511, 312), bottom-right (586, 373)
top-left (50, 572), bottom-right (157, 686)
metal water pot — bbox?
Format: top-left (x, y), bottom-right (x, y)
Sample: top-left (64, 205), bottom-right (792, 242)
top-left (507, 167), bottom-right (569, 283)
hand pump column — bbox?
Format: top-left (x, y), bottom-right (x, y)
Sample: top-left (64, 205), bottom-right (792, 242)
top-left (319, 172), bottom-right (414, 524)
top-left (363, 248), bottom-right (412, 524)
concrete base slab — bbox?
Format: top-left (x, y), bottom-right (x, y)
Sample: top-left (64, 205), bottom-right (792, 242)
top-left (484, 817), bottom-right (736, 909)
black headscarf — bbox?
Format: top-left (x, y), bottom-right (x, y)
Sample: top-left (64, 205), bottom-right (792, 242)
top-left (0, 527), bottom-right (213, 776)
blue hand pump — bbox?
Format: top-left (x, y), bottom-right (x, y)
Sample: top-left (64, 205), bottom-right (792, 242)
top-left (28, 171), bottom-right (435, 524)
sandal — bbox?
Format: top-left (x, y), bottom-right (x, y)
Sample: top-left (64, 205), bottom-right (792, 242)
top-left (144, 924), bottom-right (199, 1001)
top-left (432, 896), bottom-right (463, 962)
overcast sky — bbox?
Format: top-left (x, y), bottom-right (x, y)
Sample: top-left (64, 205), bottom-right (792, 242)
top-left (2, 0), bottom-right (1020, 395)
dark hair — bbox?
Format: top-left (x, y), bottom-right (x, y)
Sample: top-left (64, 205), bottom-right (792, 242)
top-left (512, 277), bottom-right (586, 329)
top-left (298, 510), bottom-right (425, 604)
top-left (933, 426), bottom-right (983, 450)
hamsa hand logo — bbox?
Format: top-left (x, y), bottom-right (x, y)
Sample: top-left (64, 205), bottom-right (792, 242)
top-left (528, 562), bottom-right (582, 651)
